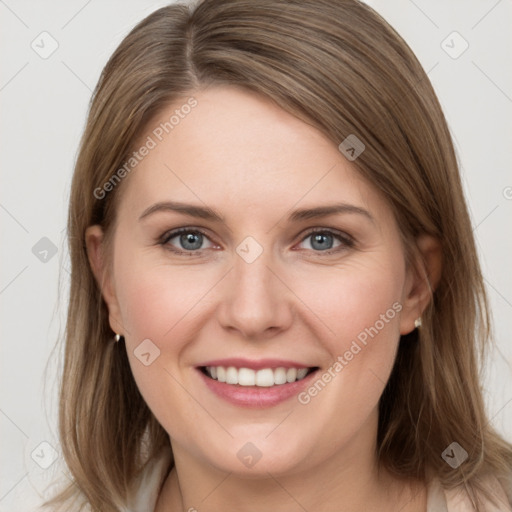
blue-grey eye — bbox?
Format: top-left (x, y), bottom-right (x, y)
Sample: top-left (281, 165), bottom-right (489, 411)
top-left (310, 233), bottom-right (334, 250)
top-left (298, 230), bottom-right (348, 252)
top-left (179, 232), bottom-right (203, 250)
top-left (163, 229), bottom-right (214, 252)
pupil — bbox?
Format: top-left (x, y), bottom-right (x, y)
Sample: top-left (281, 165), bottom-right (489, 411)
top-left (181, 232), bottom-right (202, 250)
top-left (311, 233), bottom-right (333, 251)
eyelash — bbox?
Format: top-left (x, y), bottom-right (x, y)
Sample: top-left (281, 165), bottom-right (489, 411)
top-left (158, 227), bottom-right (355, 256)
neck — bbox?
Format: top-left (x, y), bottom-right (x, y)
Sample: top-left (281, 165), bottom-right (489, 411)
top-left (155, 411), bottom-right (425, 512)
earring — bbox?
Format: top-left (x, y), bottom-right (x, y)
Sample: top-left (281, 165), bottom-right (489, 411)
top-left (114, 333), bottom-right (122, 343)
top-left (414, 318), bottom-right (422, 329)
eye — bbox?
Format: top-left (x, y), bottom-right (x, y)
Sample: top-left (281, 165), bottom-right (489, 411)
top-left (159, 227), bottom-right (354, 256)
top-left (160, 228), bottom-right (216, 253)
top-left (297, 228), bottom-right (354, 254)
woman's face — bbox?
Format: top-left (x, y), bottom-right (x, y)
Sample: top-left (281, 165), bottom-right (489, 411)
top-left (87, 86), bottom-right (424, 477)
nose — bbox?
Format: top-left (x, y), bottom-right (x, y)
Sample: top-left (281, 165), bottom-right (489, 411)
top-left (216, 249), bottom-right (294, 340)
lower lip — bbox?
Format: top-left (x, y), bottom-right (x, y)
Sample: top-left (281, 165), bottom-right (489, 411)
top-left (197, 368), bottom-right (318, 408)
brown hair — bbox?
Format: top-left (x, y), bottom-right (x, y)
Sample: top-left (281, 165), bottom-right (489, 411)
top-left (50, 0), bottom-right (512, 510)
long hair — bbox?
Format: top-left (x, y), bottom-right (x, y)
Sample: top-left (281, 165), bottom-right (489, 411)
top-left (49, 0), bottom-right (512, 509)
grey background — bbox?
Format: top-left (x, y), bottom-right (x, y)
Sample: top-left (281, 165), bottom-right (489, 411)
top-left (1, 0), bottom-right (511, 508)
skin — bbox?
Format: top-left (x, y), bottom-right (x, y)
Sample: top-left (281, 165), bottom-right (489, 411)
top-left (86, 86), bottom-right (441, 511)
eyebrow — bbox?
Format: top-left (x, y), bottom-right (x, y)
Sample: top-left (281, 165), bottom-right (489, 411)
top-left (138, 201), bottom-right (374, 224)
top-left (139, 201), bottom-right (224, 222)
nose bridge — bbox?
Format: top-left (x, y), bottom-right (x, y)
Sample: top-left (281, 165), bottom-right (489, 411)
top-left (234, 249), bottom-right (274, 300)
top-left (218, 237), bottom-right (292, 338)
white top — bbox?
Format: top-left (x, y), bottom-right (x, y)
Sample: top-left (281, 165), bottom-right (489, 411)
top-left (123, 448), bottom-right (512, 512)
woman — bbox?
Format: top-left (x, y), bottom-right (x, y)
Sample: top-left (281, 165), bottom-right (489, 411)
top-left (48, 0), bottom-right (512, 510)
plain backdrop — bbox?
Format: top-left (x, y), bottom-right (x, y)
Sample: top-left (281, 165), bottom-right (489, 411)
top-left (1, 0), bottom-right (511, 509)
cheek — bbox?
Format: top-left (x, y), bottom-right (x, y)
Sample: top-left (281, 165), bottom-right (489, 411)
top-left (111, 251), bottom-right (209, 384)
top-left (291, 255), bottom-right (405, 353)
top-left (290, 257), bottom-right (404, 419)
top-left (115, 253), bottom-right (218, 344)
top-left (113, 256), bottom-right (218, 430)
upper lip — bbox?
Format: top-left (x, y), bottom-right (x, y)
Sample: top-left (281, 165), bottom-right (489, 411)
top-left (197, 358), bottom-right (315, 370)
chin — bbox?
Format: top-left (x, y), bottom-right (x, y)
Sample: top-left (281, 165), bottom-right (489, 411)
top-left (201, 433), bottom-right (314, 478)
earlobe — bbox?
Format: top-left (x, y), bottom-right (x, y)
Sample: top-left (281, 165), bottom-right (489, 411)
top-left (84, 225), bottom-right (124, 335)
top-left (399, 234), bottom-right (442, 335)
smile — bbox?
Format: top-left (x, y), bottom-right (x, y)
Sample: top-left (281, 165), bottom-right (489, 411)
top-left (197, 360), bottom-right (320, 408)
top-left (202, 366), bottom-right (314, 386)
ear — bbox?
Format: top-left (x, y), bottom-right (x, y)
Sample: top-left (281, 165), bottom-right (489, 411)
top-left (399, 234), bottom-right (442, 335)
top-left (85, 225), bottom-right (124, 335)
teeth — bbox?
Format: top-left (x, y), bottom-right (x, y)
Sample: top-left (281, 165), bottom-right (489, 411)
top-left (238, 368), bottom-right (256, 386)
top-left (274, 367), bottom-right (287, 385)
top-left (226, 366), bottom-right (238, 385)
top-left (286, 368), bottom-right (297, 383)
top-left (217, 366), bottom-right (226, 383)
top-left (296, 368), bottom-right (308, 380)
top-left (204, 366), bottom-right (311, 386)
top-left (256, 368), bottom-right (274, 387)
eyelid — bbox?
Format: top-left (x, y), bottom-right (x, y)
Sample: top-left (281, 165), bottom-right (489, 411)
top-left (299, 226), bottom-right (353, 243)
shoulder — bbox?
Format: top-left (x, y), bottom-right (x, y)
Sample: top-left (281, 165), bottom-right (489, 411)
top-left (2, 448), bottom-right (172, 512)
top-left (124, 447), bottom-right (173, 512)
top-left (428, 472), bottom-right (512, 512)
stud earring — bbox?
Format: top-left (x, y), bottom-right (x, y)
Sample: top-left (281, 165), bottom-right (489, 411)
top-left (114, 333), bottom-right (122, 343)
top-left (414, 318), bottom-right (422, 329)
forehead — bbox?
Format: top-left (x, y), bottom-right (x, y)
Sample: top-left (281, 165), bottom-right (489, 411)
top-left (118, 86), bottom-right (390, 225)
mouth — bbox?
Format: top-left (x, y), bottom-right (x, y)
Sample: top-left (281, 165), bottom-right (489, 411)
top-left (196, 361), bottom-right (320, 408)
top-left (199, 365), bottom-right (318, 386)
